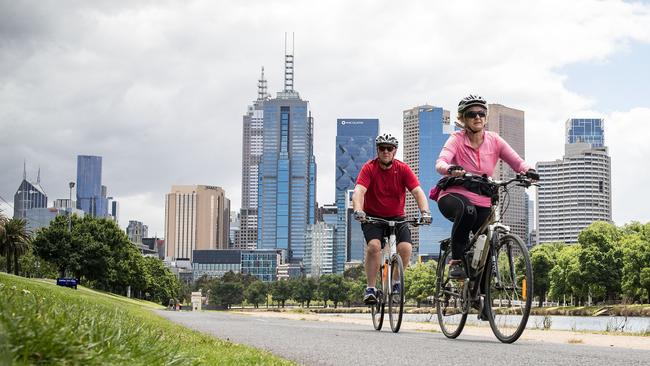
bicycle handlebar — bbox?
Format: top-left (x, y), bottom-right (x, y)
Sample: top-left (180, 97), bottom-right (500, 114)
top-left (458, 172), bottom-right (539, 189)
top-left (365, 216), bottom-right (428, 226)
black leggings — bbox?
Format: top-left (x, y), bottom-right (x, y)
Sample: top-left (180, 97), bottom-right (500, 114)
top-left (438, 193), bottom-right (491, 260)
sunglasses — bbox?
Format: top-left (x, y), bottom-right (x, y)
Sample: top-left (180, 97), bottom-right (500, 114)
top-left (377, 145), bottom-right (395, 152)
top-left (464, 110), bottom-right (487, 119)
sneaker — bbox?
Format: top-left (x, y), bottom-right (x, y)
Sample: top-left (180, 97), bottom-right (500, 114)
top-left (392, 283), bottom-right (401, 294)
top-left (448, 261), bottom-right (467, 279)
top-left (363, 287), bottom-right (378, 305)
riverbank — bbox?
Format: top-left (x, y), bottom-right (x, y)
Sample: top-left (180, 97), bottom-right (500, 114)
top-left (266, 304), bottom-right (650, 317)
top-left (233, 309), bottom-right (650, 350)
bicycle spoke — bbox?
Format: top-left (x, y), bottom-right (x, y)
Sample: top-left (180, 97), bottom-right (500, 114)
top-left (486, 234), bottom-right (533, 343)
top-left (436, 249), bottom-right (467, 338)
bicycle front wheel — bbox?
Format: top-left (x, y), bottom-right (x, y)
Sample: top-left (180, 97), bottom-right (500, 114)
top-left (486, 233), bottom-right (533, 343)
top-left (388, 254), bottom-right (405, 333)
top-left (371, 264), bottom-right (385, 331)
top-left (435, 248), bottom-right (467, 338)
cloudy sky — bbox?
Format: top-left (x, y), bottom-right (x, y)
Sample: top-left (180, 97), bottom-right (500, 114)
top-left (1, 0), bottom-right (649, 236)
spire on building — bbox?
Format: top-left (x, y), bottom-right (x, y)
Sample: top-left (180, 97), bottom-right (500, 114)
top-left (37, 167), bottom-right (41, 184)
top-left (284, 32), bottom-right (295, 92)
top-left (23, 160), bottom-right (26, 181)
top-left (257, 66), bottom-right (268, 101)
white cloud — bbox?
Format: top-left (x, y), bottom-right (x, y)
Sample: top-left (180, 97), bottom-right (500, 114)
top-left (1, 0), bottom-right (650, 235)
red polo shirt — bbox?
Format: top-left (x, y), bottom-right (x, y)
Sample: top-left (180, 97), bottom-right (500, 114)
top-left (356, 158), bottom-right (420, 217)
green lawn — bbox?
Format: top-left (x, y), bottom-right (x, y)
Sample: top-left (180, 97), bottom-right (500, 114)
top-left (0, 273), bottom-right (295, 365)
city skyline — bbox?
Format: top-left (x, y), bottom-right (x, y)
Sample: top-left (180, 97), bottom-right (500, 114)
top-left (1, 1), bottom-right (650, 236)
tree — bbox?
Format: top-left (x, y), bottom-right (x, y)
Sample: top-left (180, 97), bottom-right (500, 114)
top-left (209, 279), bottom-right (244, 309)
top-left (245, 280), bottom-right (268, 308)
top-left (578, 222), bottom-right (623, 302)
top-left (271, 280), bottom-right (292, 308)
top-left (318, 274), bottom-right (348, 308)
top-left (291, 277), bottom-right (317, 307)
top-left (345, 279), bottom-right (365, 307)
top-left (640, 268), bottom-right (650, 304)
top-left (548, 244), bottom-right (584, 304)
top-left (529, 245), bottom-right (556, 307)
top-left (0, 218), bottom-right (32, 275)
top-left (18, 249), bottom-right (59, 278)
top-left (620, 232), bottom-right (650, 303)
top-left (32, 215), bottom-right (82, 277)
top-left (404, 261), bottom-right (437, 307)
top-left (343, 265), bottom-right (365, 282)
top-left (141, 256), bottom-right (180, 305)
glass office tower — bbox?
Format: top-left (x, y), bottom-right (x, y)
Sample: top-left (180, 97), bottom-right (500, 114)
top-left (403, 106), bottom-right (454, 259)
top-left (566, 118), bottom-right (604, 148)
top-left (258, 46), bottom-right (317, 262)
top-left (76, 155), bottom-right (107, 217)
top-left (334, 118), bottom-right (379, 272)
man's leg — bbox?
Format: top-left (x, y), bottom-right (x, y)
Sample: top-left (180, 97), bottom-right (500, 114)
top-left (396, 242), bottom-right (412, 269)
top-left (365, 239), bottom-right (382, 287)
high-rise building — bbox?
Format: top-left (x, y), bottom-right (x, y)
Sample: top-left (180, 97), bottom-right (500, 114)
top-left (566, 118), bottom-right (604, 147)
top-left (403, 106), bottom-right (454, 260)
top-left (236, 68), bottom-right (269, 251)
top-left (304, 222), bottom-right (334, 278)
top-left (108, 197), bottom-right (119, 223)
top-left (76, 155), bottom-right (108, 217)
top-left (258, 40), bottom-right (317, 262)
top-left (536, 118), bottom-right (611, 244)
top-left (334, 118), bottom-right (379, 272)
top-left (13, 164), bottom-right (47, 219)
top-left (164, 185), bottom-right (230, 261)
top-left (318, 203), bottom-right (338, 226)
top-left (485, 104), bottom-right (529, 243)
top-left (126, 220), bottom-right (148, 245)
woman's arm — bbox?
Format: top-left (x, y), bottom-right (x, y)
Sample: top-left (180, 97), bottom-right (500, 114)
top-left (435, 135), bottom-right (458, 175)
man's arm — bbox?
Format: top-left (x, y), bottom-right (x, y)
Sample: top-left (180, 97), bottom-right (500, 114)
top-left (352, 184), bottom-right (367, 212)
top-left (410, 186), bottom-right (431, 215)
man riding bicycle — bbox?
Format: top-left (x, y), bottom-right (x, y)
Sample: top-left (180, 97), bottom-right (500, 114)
top-left (352, 133), bottom-right (432, 305)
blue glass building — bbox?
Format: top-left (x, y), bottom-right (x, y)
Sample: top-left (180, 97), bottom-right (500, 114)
top-left (76, 155), bottom-right (108, 217)
top-left (566, 118), bottom-right (604, 148)
top-left (258, 89), bottom-right (316, 261)
top-left (334, 118), bottom-right (379, 272)
top-left (403, 106), bottom-right (454, 258)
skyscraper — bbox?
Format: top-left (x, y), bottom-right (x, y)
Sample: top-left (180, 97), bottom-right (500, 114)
top-left (126, 220), bottom-right (148, 244)
top-left (485, 104), bottom-right (528, 243)
top-left (164, 185), bottom-right (230, 261)
top-left (566, 118), bottom-right (604, 147)
top-left (403, 106), bottom-right (454, 259)
top-left (76, 155), bottom-right (108, 217)
top-left (13, 164), bottom-right (47, 219)
top-left (258, 39), bottom-right (317, 262)
top-left (304, 221), bottom-right (334, 278)
top-left (334, 118), bottom-right (379, 272)
top-left (236, 68), bottom-right (268, 250)
top-left (536, 118), bottom-right (611, 244)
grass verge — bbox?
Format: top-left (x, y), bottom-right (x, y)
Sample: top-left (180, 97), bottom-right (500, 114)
top-left (0, 273), bottom-right (294, 365)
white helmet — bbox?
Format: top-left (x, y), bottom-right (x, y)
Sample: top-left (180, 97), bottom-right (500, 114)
top-left (375, 133), bottom-right (399, 148)
top-left (458, 94), bottom-right (487, 113)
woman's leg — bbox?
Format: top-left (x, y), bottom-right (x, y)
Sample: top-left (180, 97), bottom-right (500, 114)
top-left (438, 193), bottom-right (478, 260)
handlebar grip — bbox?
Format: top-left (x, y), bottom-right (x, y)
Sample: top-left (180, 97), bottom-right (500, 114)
top-left (525, 170), bottom-right (540, 180)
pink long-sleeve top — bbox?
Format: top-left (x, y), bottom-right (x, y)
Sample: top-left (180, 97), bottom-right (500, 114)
top-left (435, 130), bottom-right (531, 207)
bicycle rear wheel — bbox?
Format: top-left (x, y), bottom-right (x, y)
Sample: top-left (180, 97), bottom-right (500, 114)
top-left (371, 264), bottom-right (385, 331)
top-left (486, 233), bottom-right (533, 343)
top-left (435, 248), bottom-right (467, 338)
top-left (388, 254), bottom-right (405, 333)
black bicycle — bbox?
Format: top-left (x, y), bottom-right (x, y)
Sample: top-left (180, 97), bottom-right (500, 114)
top-left (434, 173), bottom-right (537, 343)
top-left (366, 216), bottom-right (428, 333)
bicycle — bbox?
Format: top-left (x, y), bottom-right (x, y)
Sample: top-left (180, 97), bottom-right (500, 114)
top-left (434, 173), bottom-right (537, 343)
top-left (365, 216), bottom-right (428, 333)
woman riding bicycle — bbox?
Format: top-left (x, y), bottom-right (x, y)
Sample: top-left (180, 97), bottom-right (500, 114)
top-left (433, 94), bottom-right (537, 279)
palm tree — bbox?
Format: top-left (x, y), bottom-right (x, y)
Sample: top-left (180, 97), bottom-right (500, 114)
top-left (0, 218), bottom-right (32, 275)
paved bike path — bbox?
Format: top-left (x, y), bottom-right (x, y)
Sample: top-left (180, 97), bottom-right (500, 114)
top-left (157, 310), bottom-right (649, 366)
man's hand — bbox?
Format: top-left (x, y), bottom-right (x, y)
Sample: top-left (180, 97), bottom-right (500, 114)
top-left (354, 210), bottom-right (367, 223)
top-left (419, 210), bottom-right (432, 225)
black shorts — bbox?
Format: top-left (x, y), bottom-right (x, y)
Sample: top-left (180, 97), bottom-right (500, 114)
top-left (361, 216), bottom-right (412, 248)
